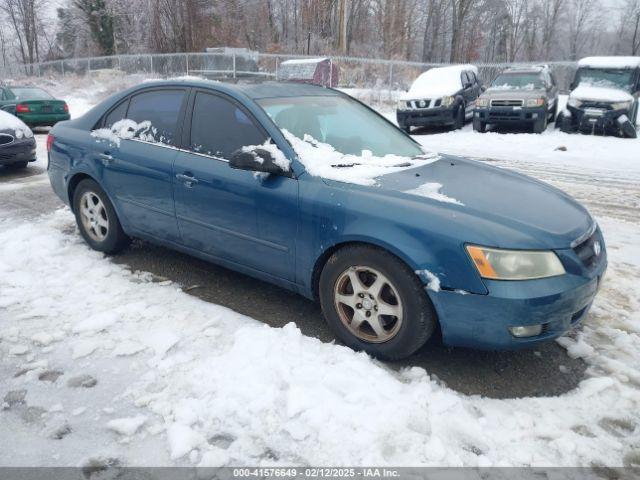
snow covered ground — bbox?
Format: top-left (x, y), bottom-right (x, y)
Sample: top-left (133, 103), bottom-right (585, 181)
top-left (0, 77), bottom-right (639, 468)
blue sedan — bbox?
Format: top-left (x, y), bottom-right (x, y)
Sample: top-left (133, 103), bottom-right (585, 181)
top-left (47, 79), bottom-right (607, 359)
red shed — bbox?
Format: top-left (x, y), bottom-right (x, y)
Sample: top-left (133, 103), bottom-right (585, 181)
top-left (277, 57), bottom-right (339, 87)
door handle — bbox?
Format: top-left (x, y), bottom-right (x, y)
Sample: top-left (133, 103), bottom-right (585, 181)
top-left (176, 173), bottom-right (199, 188)
top-left (99, 153), bottom-right (114, 166)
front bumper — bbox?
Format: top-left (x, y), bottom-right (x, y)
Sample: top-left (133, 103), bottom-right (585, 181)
top-left (427, 228), bottom-right (607, 350)
top-left (0, 138), bottom-right (37, 165)
top-left (564, 105), bottom-right (631, 135)
top-left (397, 107), bottom-right (456, 127)
top-left (17, 112), bottom-right (70, 127)
top-left (474, 105), bottom-right (546, 124)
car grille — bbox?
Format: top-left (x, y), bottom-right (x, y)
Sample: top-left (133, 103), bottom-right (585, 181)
top-left (405, 99), bottom-right (438, 109)
top-left (573, 231), bottom-right (601, 269)
top-left (0, 133), bottom-right (15, 146)
top-left (490, 99), bottom-right (523, 107)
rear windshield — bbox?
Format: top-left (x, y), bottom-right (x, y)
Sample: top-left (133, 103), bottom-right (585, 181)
top-left (574, 68), bottom-right (635, 91)
top-left (490, 73), bottom-right (544, 90)
top-left (9, 87), bottom-right (54, 100)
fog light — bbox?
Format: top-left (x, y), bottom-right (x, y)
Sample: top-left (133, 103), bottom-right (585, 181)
top-left (509, 325), bottom-right (543, 338)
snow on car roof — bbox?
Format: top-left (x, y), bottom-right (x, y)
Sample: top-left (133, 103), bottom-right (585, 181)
top-left (578, 56), bottom-right (640, 69)
top-left (405, 64), bottom-right (478, 99)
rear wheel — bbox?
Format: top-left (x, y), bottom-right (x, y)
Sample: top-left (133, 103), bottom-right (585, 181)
top-left (319, 245), bottom-right (437, 360)
top-left (72, 179), bottom-right (130, 254)
top-left (400, 124), bottom-right (411, 134)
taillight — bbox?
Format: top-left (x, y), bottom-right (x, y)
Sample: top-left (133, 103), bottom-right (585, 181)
top-left (63, 103), bottom-right (69, 112)
top-left (16, 104), bottom-right (30, 113)
top-left (46, 134), bottom-right (54, 152)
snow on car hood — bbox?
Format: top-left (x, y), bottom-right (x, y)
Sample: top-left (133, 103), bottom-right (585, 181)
top-left (400, 65), bottom-right (474, 100)
top-left (569, 84), bottom-right (634, 104)
top-left (0, 110), bottom-right (33, 139)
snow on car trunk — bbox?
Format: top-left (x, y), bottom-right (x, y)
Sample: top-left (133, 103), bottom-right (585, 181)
top-left (0, 208), bottom-right (639, 467)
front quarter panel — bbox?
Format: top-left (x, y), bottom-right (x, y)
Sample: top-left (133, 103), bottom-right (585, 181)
top-left (295, 175), bottom-right (488, 297)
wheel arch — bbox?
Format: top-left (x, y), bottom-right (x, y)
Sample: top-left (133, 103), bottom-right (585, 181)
top-left (310, 239), bottom-right (423, 302)
top-left (67, 172), bottom-right (96, 211)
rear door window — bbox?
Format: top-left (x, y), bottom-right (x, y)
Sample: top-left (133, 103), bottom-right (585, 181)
top-left (188, 92), bottom-right (267, 159)
top-left (126, 89), bottom-right (186, 146)
top-left (103, 100), bottom-right (129, 128)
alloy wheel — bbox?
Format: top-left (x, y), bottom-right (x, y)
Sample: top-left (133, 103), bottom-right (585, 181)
top-left (79, 191), bottom-right (109, 242)
top-left (334, 266), bottom-right (403, 343)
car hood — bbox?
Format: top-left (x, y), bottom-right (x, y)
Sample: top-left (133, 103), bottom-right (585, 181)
top-left (372, 156), bottom-right (592, 250)
top-left (569, 84), bottom-right (634, 104)
top-left (481, 88), bottom-right (546, 100)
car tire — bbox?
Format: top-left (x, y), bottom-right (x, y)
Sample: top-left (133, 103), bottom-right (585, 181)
top-left (400, 124), bottom-right (411, 134)
top-left (8, 161), bottom-right (28, 169)
top-left (453, 104), bottom-right (465, 130)
top-left (319, 244), bottom-right (437, 360)
top-left (533, 115), bottom-right (547, 134)
top-left (472, 118), bottom-right (486, 133)
top-left (72, 179), bottom-right (131, 254)
top-left (550, 102), bottom-right (558, 123)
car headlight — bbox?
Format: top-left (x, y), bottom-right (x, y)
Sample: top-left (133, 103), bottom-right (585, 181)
top-left (466, 245), bottom-right (565, 280)
top-left (567, 97), bottom-right (582, 108)
top-left (397, 100), bottom-right (407, 110)
top-left (610, 101), bottom-right (632, 111)
top-left (441, 95), bottom-right (455, 107)
top-left (526, 98), bottom-right (545, 107)
top-left (476, 98), bottom-right (489, 107)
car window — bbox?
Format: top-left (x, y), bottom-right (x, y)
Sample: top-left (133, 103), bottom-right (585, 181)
top-left (126, 89), bottom-right (185, 146)
top-left (189, 92), bottom-right (268, 159)
top-left (103, 100), bottom-right (129, 128)
top-left (461, 72), bottom-right (470, 87)
top-left (469, 71), bottom-right (478, 85)
top-left (10, 87), bottom-right (54, 100)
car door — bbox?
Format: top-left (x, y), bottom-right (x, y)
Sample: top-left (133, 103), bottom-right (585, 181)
top-left (461, 71), bottom-right (477, 118)
top-left (173, 90), bottom-right (298, 282)
top-left (97, 88), bottom-right (188, 242)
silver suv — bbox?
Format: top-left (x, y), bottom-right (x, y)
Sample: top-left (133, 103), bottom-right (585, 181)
top-left (473, 65), bottom-right (558, 133)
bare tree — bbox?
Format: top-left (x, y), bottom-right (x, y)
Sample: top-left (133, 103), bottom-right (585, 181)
top-left (0, 0), bottom-right (42, 65)
top-left (567, 0), bottom-right (595, 59)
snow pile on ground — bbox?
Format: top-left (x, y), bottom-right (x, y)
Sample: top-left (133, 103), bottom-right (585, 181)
top-left (405, 182), bottom-right (464, 205)
top-left (0, 209), bottom-right (639, 467)
top-left (284, 131), bottom-right (439, 185)
top-left (0, 110), bottom-right (33, 139)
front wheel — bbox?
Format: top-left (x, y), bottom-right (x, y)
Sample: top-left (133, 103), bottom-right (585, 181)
top-left (472, 118), bottom-right (486, 133)
top-left (533, 114), bottom-right (547, 134)
top-left (453, 104), bottom-right (465, 130)
top-left (319, 245), bottom-right (437, 360)
top-left (73, 179), bottom-right (130, 254)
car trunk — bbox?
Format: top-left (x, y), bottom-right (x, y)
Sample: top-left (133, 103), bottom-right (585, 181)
top-left (18, 100), bottom-right (67, 115)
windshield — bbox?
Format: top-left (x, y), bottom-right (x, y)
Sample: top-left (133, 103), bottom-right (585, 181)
top-left (9, 87), bottom-right (54, 100)
top-left (258, 95), bottom-right (423, 157)
top-left (490, 73), bottom-right (544, 90)
top-left (575, 68), bottom-right (635, 91)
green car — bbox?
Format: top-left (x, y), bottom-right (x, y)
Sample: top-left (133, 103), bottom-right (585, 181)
top-left (0, 85), bottom-right (70, 127)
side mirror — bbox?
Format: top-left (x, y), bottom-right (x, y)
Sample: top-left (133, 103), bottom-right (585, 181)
top-left (480, 85), bottom-right (487, 93)
top-left (569, 81), bottom-right (577, 91)
top-left (229, 147), bottom-right (289, 176)
top-left (464, 82), bottom-right (473, 90)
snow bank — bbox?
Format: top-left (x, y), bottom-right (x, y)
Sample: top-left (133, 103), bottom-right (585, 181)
top-left (284, 131), bottom-right (439, 186)
top-left (570, 85), bottom-right (634, 103)
top-left (578, 56), bottom-right (640, 69)
top-left (1, 209), bottom-right (639, 467)
top-left (405, 182), bottom-right (464, 206)
top-left (0, 110), bottom-right (33, 139)
top-left (403, 65), bottom-right (477, 100)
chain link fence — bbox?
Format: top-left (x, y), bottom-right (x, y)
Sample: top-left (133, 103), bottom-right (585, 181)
top-left (0, 51), bottom-right (578, 92)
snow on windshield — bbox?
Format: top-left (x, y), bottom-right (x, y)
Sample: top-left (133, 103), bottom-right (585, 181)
top-left (0, 110), bottom-right (33, 139)
top-left (571, 84), bottom-right (634, 103)
top-left (283, 130), bottom-right (439, 186)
